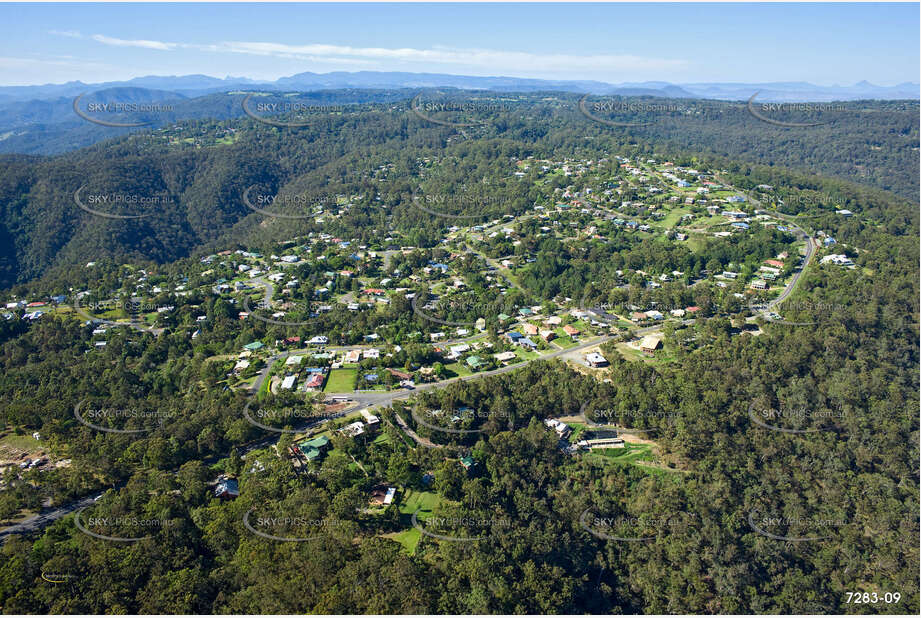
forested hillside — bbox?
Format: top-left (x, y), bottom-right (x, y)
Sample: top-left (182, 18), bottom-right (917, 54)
top-left (0, 92), bottom-right (917, 290)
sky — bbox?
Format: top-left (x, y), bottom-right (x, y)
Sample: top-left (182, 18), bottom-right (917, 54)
top-left (0, 2), bottom-right (918, 87)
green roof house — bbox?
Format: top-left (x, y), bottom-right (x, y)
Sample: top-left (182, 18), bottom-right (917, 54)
top-left (243, 341), bottom-right (264, 351)
top-left (298, 435), bottom-right (330, 462)
top-left (466, 355), bottom-right (484, 369)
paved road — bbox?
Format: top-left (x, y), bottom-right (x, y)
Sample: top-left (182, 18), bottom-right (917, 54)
top-left (0, 492), bottom-right (102, 540)
top-left (764, 214), bottom-right (816, 309)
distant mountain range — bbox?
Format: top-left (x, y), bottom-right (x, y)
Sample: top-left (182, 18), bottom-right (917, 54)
top-left (0, 71), bottom-right (917, 104)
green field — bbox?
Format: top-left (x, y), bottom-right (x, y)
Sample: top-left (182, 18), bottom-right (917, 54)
top-left (324, 368), bottom-right (357, 392)
top-left (390, 489), bottom-right (443, 554)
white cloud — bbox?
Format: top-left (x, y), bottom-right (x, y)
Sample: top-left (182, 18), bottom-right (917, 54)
top-left (89, 34), bottom-right (180, 51)
top-left (61, 32), bottom-right (689, 77)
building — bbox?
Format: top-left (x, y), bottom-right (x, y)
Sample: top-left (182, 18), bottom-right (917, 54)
top-left (750, 279), bottom-right (769, 290)
top-left (340, 421), bottom-right (365, 438)
top-left (280, 374), bottom-right (297, 390)
top-left (296, 435), bottom-right (330, 462)
top-left (214, 477), bottom-right (239, 500)
top-left (585, 352), bottom-right (608, 368)
top-left (820, 254), bottom-right (855, 267)
top-left (578, 437), bottom-right (626, 450)
top-left (303, 373), bottom-right (325, 390)
top-left (640, 336), bottom-right (662, 355)
top-left (544, 418), bottom-right (572, 438)
top-left (360, 410), bottom-right (381, 428)
top-left (369, 485), bottom-right (396, 506)
top-left (563, 325), bottom-right (580, 337)
top-left (494, 351), bottom-right (517, 363)
top-left (343, 349), bottom-right (362, 364)
top-left (519, 337), bottom-right (538, 351)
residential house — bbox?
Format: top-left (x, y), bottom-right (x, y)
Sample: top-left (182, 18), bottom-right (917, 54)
top-left (585, 352), bottom-right (608, 368)
top-left (214, 477), bottom-right (240, 500)
top-left (639, 336), bottom-right (662, 355)
top-left (493, 351), bottom-right (517, 363)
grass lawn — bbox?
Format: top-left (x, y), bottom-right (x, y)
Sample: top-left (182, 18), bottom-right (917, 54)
top-left (551, 332), bottom-right (579, 349)
top-left (324, 368), bottom-right (357, 392)
top-left (398, 489), bottom-right (442, 515)
top-left (514, 348), bottom-right (542, 361)
top-left (657, 207), bottom-right (691, 228)
top-left (0, 432), bottom-right (41, 452)
top-left (388, 527), bottom-right (422, 554)
top-left (387, 489), bottom-right (444, 554)
top-left (444, 362), bottom-right (472, 378)
top-left (372, 433), bottom-right (392, 446)
top-left (614, 343), bottom-right (675, 365)
top-left (583, 442), bottom-right (676, 476)
top-left (593, 443), bottom-right (654, 464)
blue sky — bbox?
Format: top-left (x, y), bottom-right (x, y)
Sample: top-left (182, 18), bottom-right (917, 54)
top-left (1, 2), bottom-right (917, 86)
